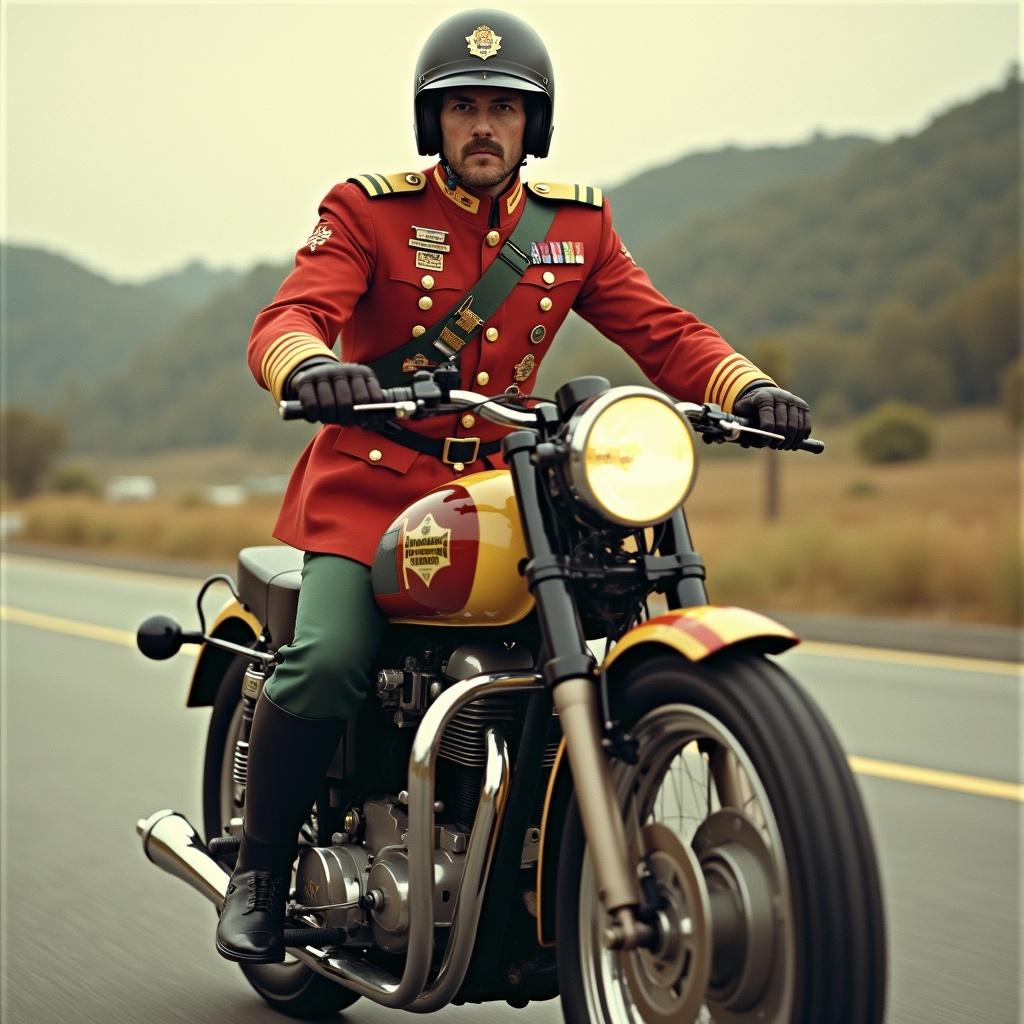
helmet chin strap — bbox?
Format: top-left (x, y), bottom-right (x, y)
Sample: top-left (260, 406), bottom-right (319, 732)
top-left (440, 155), bottom-right (460, 190)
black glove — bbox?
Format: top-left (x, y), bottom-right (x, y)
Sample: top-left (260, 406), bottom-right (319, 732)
top-left (287, 361), bottom-right (384, 425)
top-left (732, 384), bottom-right (811, 450)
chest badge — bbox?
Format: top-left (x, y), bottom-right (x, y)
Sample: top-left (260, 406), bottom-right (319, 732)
top-left (466, 25), bottom-right (502, 60)
top-left (513, 353), bottom-right (536, 383)
top-left (415, 251), bottom-right (444, 272)
top-left (531, 241), bottom-right (584, 265)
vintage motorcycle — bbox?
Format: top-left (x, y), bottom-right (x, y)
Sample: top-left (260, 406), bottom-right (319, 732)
top-left (136, 368), bottom-right (886, 1023)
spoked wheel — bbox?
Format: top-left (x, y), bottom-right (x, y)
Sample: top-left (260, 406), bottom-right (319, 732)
top-left (203, 656), bottom-right (360, 1018)
top-left (556, 652), bottom-right (886, 1024)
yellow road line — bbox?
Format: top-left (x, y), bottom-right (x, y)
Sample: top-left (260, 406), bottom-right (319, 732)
top-left (849, 755), bottom-right (1023, 804)
top-left (1, 605), bottom-right (137, 647)
top-left (4, 604), bottom-right (1020, 802)
top-left (796, 640), bottom-right (1020, 678)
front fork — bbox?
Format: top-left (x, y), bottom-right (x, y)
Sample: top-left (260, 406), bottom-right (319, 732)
top-left (505, 431), bottom-right (686, 950)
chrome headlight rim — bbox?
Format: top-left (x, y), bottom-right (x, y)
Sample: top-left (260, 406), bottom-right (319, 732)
top-left (565, 386), bottom-right (697, 528)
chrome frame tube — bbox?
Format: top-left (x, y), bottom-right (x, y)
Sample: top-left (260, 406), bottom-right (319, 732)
top-left (292, 670), bottom-right (541, 1009)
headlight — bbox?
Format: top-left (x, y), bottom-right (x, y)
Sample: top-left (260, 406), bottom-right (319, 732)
top-left (566, 387), bottom-right (697, 527)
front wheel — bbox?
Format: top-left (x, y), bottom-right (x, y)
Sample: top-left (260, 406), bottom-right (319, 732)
top-left (556, 651), bottom-right (886, 1024)
top-left (203, 657), bottom-right (361, 1018)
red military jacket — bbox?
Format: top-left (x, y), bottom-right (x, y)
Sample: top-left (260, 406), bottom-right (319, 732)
top-left (249, 165), bottom-right (770, 565)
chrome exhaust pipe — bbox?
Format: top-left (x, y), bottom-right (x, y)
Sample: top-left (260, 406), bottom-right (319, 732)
top-left (136, 809), bottom-right (229, 911)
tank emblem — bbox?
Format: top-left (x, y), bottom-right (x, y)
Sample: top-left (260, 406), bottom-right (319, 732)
top-left (303, 879), bottom-right (320, 903)
top-left (466, 25), bottom-right (502, 60)
top-left (402, 512), bottom-right (452, 587)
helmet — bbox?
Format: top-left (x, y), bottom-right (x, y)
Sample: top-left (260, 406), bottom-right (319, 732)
top-left (414, 9), bottom-right (554, 158)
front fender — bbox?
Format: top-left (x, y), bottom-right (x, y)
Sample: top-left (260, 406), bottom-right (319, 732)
top-left (534, 605), bottom-right (797, 946)
top-left (185, 599), bottom-right (262, 708)
top-left (603, 605), bottom-right (798, 671)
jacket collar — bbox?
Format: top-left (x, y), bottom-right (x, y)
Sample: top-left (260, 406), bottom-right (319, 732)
top-left (429, 164), bottom-right (525, 228)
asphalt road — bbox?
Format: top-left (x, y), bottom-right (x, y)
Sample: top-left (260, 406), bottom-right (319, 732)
top-left (1, 554), bottom-right (1020, 1024)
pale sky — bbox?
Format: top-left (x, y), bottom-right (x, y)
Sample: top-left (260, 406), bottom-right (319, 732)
top-left (2, 1), bottom-right (1018, 282)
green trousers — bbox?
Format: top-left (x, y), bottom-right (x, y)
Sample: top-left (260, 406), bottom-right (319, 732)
top-left (264, 553), bottom-right (388, 721)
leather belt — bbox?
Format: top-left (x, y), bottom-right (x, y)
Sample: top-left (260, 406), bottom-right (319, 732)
top-left (377, 423), bottom-right (502, 466)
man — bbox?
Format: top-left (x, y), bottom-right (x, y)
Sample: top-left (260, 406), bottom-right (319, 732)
top-left (217, 8), bottom-right (811, 964)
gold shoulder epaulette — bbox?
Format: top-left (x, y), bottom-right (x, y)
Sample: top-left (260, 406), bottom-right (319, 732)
top-left (347, 171), bottom-right (427, 197)
top-left (526, 181), bottom-right (603, 207)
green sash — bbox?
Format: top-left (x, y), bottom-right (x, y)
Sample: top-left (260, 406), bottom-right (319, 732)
top-left (368, 195), bottom-right (557, 387)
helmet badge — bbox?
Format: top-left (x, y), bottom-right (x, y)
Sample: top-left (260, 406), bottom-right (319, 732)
top-left (465, 25), bottom-right (502, 60)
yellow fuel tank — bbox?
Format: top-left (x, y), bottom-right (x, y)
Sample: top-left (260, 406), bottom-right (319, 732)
top-left (371, 470), bottom-right (533, 627)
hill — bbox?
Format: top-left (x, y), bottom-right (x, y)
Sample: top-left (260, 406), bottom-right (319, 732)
top-left (142, 259), bottom-right (242, 308)
top-left (1, 244), bottom-right (186, 406)
top-left (539, 76), bottom-right (1020, 413)
top-left (605, 133), bottom-right (874, 253)
top-left (40, 75), bottom-right (1023, 453)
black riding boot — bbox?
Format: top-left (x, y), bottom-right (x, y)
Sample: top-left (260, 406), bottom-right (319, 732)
top-left (215, 692), bottom-right (342, 963)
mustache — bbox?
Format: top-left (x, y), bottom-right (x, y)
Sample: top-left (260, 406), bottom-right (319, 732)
top-left (461, 139), bottom-right (504, 159)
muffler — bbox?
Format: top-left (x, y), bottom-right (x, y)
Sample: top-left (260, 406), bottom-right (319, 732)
top-left (136, 809), bottom-right (229, 911)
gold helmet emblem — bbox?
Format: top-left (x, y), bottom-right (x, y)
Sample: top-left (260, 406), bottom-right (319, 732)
top-left (465, 25), bottom-right (502, 60)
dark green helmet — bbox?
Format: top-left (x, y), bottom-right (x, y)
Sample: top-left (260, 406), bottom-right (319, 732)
top-left (414, 9), bottom-right (554, 158)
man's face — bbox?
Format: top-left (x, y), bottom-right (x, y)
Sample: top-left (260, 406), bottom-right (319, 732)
top-left (439, 86), bottom-right (527, 192)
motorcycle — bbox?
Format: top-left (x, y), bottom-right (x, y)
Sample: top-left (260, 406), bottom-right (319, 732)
top-left (136, 367), bottom-right (886, 1023)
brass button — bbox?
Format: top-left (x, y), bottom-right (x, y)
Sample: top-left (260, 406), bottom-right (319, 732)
top-left (405, 173), bottom-right (421, 185)
top-left (368, 449), bottom-right (383, 463)
top-left (412, 324), bottom-right (426, 337)
top-left (418, 295), bottom-right (433, 310)
top-left (486, 229), bottom-right (501, 247)
top-left (476, 371), bottom-right (490, 387)
top-left (420, 275), bottom-right (435, 289)
top-left (533, 182), bottom-right (550, 194)
top-left (461, 413), bottom-right (476, 428)
top-left (452, 461), bottom-right (465, 472)
top-left (542, 270), bottom-right (555, 285)
top-left (539, 297), bottom-right (553, 312)
top-left (485, 326), bottom-right (499, 342)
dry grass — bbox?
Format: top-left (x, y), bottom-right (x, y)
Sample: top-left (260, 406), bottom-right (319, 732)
top-left (7, 409), bottom-right (1021, 625)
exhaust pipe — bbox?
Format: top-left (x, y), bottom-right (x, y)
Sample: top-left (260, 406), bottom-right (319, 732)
top-left (136, 809), bottom-right (229, 911)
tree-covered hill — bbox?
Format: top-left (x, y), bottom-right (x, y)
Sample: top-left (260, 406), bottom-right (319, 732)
top-left (605, 133), bottom-right (874, 253)
top-left (28, 74), bottom-right (1020, 455)
top-left (142, 259), bottom-right (242, 309)
top-left (539, 76), bottom-right (1020, 414)
top-left (1, 245), bottom-right (186, 405)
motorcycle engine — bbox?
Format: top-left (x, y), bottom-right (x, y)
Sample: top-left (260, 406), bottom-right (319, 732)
top-left (294, 642), bottom-right (538, 953)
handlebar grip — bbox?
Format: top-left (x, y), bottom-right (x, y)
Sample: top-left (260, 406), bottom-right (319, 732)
top-left (278, 389), bottom-right (418, 422)
top-left (279, 400), bottom-right (304, 420)
top-left (800, 437), bottom-right (825, 455)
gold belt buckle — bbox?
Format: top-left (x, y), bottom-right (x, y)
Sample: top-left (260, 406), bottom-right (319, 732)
top-left (442, 436), bottom-right (480, 465)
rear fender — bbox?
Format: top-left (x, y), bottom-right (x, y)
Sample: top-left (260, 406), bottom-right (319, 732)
top-left (186, 600), bottom-right (262, 708)
top-left (534, 605), bottom-right (797, 946)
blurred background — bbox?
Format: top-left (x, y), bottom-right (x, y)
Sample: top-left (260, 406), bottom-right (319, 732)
top-left (1, 8), bottom-right (1021, 1024)
top-left (2, 0), bottom-right (1020, 626)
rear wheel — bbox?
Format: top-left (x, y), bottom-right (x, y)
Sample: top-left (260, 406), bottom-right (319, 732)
top-left (556, 651), bottom-right (886, 1024)
top-left (204, 657), bottom-right (361, 1018)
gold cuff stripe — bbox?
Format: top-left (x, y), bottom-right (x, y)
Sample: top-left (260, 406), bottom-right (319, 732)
top-left (713, 361), bottom-right (757, 406)
top-left (261, 332), bottom-right (337, 401)
top-left (703, 353), bottom-right (745, 405)
top-left (721, 370), bottom-right (775, 413)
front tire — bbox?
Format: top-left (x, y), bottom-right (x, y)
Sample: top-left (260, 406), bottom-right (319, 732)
top-left (203, 657), bottom-right (361, 1018)
top-left (556, 651), bottom-right (886, 1024)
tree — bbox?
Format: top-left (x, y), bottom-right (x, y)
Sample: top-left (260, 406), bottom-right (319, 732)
top-left (1, 407), bottom-right (67, 498)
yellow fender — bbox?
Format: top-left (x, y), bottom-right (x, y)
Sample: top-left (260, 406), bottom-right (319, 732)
top-left (534, 605), bottom-right (798, 947)
top-left (185, 599), bottom-right (262, 707)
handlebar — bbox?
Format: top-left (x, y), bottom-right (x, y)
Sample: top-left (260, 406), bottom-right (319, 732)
top-left (279, 387), bottom-right (824, 454)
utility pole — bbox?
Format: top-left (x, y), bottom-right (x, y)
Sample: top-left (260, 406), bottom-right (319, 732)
top-left (751, 341), bottom-right (790, 522)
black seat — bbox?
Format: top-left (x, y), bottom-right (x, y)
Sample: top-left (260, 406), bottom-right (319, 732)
top-left (237, 546), bottom-right (304, 648)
